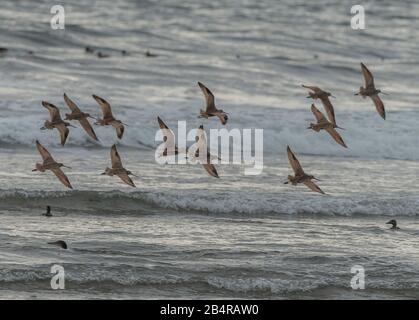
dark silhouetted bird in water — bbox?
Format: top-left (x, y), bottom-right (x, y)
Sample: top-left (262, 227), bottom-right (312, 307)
top-left (48, 240), bottom-right (68, 249)
top-left (386, 219), bottom-right (400, 230)
top-left (42, 205), bottom-right (52, 217)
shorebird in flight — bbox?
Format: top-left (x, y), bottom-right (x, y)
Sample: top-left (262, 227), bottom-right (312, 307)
top-left (63, 94), bottom-right (99, 141)
top-left (32, 140), bottom-right (73, 189)
top-left (302, 85), bottom-right (337, 127)
top-left (41, 101), bottom-right (74, 146)
top-left (308, 104), bottom-right (347, 148)
top-left (284, 146), bottom-right (324, 194)
top-left (197, 82), bottom-right (228, 125)
top-left (188, 124), bottom-right (220, 178)
top-left (101, 144), bottom-right (137, 187)
top-left (93, 95), bottom-right (125, 139)
top-left (157, 116), bottom-right (182, 157)
top-left (355, 62), bottom-right (386, 120)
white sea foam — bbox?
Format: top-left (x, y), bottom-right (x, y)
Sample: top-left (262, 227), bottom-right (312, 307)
top-left (1, 101), bottom-right (419, 161)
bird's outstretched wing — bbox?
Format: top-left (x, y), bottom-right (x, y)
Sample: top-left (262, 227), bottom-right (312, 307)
top-left (79, 118), bottom-right (99, 141)
top-left (287, 146), bottom-right (304, 176)
top-left (117, 173), bottom-right (136, 187)
top-left (157, 116), bottom-right (179, 156)
top-left (303, 180), bottom-right (324, 194)
top-left (189, 125), bottom-right (207, 160)
top-left (52, 168), bottom-right (73, 189)
top-left (56, 123), bottom-right (69, 146)
top-left (110, 144), bottom-right (123, 169)
top-left (42, 101), bottom-right (62, 122)
top-left (92, 94), bottom-right (114, 119)
top-left (370, 94), bottom-right (385, 120)
top-left (360, 62), bottom-right (375, 88)
top-left (202, 163), bottom-right (219, 178)
top-left (319, 96), bottom-right (336, 126)
top-left (63, 94), bottom-right (82, 113)
top-left (111, 121), bottom-right (124, 139)
top-left (325, 127), bottom-right (347, 148)
top-left (36, 140), bottom-right (54, 162)
top-left (311, 104), bottom-right (328, 123)
top-left (198, 82), bottom-right (217, 113)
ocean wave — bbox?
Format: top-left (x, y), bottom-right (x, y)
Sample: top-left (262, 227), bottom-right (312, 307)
top-left (2, 267), bottom-right (417, 296)
top-left (1, 103), bottom-right (419, 161)
top-left (0, 189), bottom-right (418, 216)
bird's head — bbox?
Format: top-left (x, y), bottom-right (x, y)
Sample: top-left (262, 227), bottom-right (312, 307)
top-left (309, 175), bottom-right (320, 181)
top-left (101, 167), bottom-right (112, 175)
top-left (41, 120), bottom-right (51, 130)
top-left (95, 119), bottom-right (105, 125)
top-left (386, 219), bottom-right (397, 227)
top-left (32, 163), bottom-right (44, 172)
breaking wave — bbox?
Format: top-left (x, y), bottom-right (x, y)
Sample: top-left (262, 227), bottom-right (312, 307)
top-left (0, 188), bottom-right (417, 216)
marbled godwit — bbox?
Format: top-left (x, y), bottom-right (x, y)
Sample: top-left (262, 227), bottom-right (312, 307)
top-left (284, 146), bottom-right (324, 194)
top-left (190, 125), bottom-right (219, 178)
top-left (63, 93), bottom-right (99, 141)
top-left (355, 62), bottom-right (386, 119)
top-left (157, 116), bottom-right (180, 157)
top-left (197, 82), bottom-right (228, 125)
top-left (41, 101), bottom-right (74, 146)
top-left (302, 85), bottom-right (337, 127)
top-left (308, 104), bottom-right (347, 148)
top-left (32, 140), bottom-right (73, 189)
top-left (93, 95), bottom-right (125, 139)
top-left (101, 144), bottom-right (136, 187)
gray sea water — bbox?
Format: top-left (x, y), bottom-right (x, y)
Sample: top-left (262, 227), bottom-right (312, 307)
top-left (0, 0), bottom-right (419, 299)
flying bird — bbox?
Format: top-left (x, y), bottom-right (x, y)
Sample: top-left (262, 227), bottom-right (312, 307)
top-left (197, 82), bottom-right (228, 125)
top-left (63, 93), bottom-right (99, 141)
top-left (355, 62), bottom-right (386, 119)
top-left (302, 85), bottom-right (337, 127)
top-left (284, 146), bottom-right (325, 194)
top-left (93, 95), bottom-right (125, 139)
top-left (101, 144), bottom-right (136, 187)
top-left (32, 140), bottom-right (73, 189)
top-left (307, 104), bottom-right (347, 148)
top-left (188, 125), bottom-right (220, 178)
top-left (41, 101), bottom-right (74, 146)
top-left (157, 116), bottom-right (182, 157)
